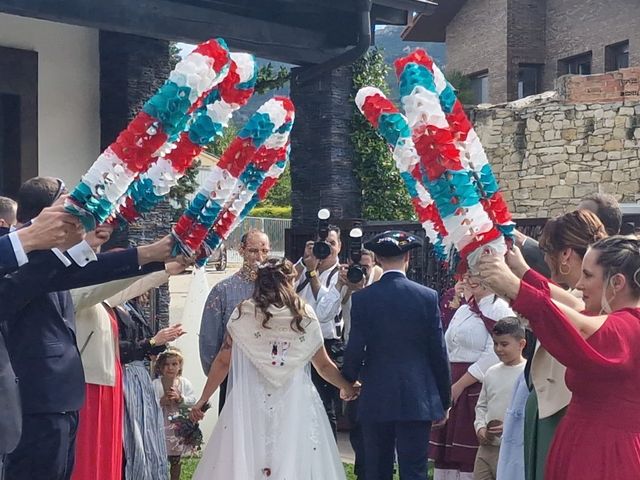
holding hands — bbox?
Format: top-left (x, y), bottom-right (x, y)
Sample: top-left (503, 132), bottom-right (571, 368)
top-left (340, 381), bottom-right (361, 401)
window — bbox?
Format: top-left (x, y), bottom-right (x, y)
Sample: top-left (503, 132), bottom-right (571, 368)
top-left (605, 41), bottom-right (629, 71)
top-left (518, 64), bottom-right (543, 98)
top-left (558, 52), bottom-right (592, 76)
top-left (469, 71), bottom-right (489, 104)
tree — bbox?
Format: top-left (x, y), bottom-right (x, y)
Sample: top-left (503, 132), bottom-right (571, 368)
top-left (445, 70), bottom-right (474, 105)
top-left (351, 48), bottom-right (415, 222)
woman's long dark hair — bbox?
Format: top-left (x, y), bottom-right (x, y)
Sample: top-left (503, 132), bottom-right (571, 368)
top-left (251, 257), bottom-right (308, 333)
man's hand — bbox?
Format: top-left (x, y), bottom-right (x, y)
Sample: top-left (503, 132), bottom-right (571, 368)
top-left (137, 235), bottom-right (174, 266)
top-left (165, 260), bottom-right (188, 276)
top-left (476, 427), bottom-right (491, 445)
top-left (303, 254), bottom-right (320, 272)
top-left (18, 205), bottom-right (85, 253)
top-left (432, 408), bottom-right (450, 429)
top-left (336, 265), bottom-right (366, 291)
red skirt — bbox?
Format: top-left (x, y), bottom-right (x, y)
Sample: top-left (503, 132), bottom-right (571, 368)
top-left (71, 312), bottom-right (124, 480)
top-left (429, 362), bottom-right (481, 473)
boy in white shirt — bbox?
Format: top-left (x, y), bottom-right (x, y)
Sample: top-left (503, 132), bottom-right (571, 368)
top-left (474, 317), bottom-right (527, 480)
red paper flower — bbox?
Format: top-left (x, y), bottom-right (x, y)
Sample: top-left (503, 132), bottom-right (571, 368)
top-left (481, 193), bottom-right (512, 224)
top-left (394, 49), bottom-right (434, 78)
top-left (258, 177), bottom-right (278, 199)
top-left (361, 94), bottom-right (399, 128)
top-left (119, 197), bottom-right (139, 223)
top-left (167, 133), bottom-right (202, 173)
top-left (194, 39), bottom-right (230, 72)
top-left (253, 145), bottom-right (286, 170)
top-left (217, 138), bottom-right (257, 178)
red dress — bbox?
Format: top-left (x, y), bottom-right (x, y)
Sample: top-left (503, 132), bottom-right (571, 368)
top-left (513, 270), bottom-right (640, 480)
top-left (71, 308), bottom-right (123, 480)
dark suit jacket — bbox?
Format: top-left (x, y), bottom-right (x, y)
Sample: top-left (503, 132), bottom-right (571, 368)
top-left (2, 247), bottom-right (163, 415)
top-left (0, 233), bottom-right (19, 277)
top-left (521, 237), bottom-right (551, 278)
top-left (343, 271), bottom-right (451, 423)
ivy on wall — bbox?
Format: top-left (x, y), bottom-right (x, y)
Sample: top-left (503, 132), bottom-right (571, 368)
top-left (351, 48), bottom-right (415, 222)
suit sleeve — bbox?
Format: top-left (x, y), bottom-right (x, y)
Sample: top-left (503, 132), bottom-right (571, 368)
top-left (521, 238), bottom-right (551, 278)
top-left (199, 284), bottom-right (226, 375)
top-left (0, 234), bottom-right (19, 276)
top-left (426, 290), bottom-right (452, 410)
top-left (342, 291), bottom-right (367, 383)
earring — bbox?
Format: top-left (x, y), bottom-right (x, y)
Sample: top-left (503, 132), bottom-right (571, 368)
top-left (559, 262), bottom-right (571, 275)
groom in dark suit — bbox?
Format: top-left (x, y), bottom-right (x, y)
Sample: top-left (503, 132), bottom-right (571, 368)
top-left (343, 230), bottom-right (451, 480)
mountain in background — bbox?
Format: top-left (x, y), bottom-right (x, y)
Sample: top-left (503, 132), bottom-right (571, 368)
top-left (231, 25), bottom-right (446, 124)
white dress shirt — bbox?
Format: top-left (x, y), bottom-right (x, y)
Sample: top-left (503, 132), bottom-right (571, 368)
top-left (296, 259), bottom-right (342, 340)
top-left (445, 294), bottom-right (515, 381)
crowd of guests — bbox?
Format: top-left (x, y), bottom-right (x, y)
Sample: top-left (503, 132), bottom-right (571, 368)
top-left (2, 174), bottom-right (640, 480)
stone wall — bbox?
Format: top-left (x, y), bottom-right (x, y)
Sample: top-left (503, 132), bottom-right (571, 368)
top-left (473, 96), bottom-right (640, 218)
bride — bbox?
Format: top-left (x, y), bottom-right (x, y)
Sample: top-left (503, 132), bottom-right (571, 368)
top-left (190, 257), bottom-right (358, 479)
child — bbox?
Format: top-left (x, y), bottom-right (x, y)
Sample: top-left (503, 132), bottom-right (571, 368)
top-left (473, 317), bottom-right (527, 480)
top-left (153, 348), bottom-right (197, 480)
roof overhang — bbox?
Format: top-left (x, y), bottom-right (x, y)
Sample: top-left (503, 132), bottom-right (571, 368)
top-left (0, 0), bottom-right (435, 65)
top-left (401, 0), bottom-right (466, 42)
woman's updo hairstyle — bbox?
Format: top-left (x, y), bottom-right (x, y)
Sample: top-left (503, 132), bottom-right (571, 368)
top-left (252, 257), bottom-right (308, 332)
top-left (539, 209), bottom-right (608, 259)
top-left (591, 236), bottom-right (640, 298)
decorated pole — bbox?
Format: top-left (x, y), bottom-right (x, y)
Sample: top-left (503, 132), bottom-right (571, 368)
top-left (172, 96), bottom-right (295, 261)
top-left (118, 52), bottom-right (258, 222)
top-left (66, 38), bottom-right (231, 230)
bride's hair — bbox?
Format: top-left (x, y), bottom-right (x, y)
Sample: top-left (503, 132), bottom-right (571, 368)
top-left (252, 257), bottom-right (308, 333)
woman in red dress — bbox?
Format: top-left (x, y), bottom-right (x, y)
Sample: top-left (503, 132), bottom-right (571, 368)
top-left (477, 236), bottom-right (640, 480)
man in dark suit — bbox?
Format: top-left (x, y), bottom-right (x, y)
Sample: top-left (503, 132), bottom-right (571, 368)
top-left (0, 204), bottom-right (85, 465)
top-left (343, 230), bottom-right (451, 480)
top-left (1, 177), bottom-right (173, 480)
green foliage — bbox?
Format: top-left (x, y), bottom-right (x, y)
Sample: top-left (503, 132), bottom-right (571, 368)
top-left (445, 70), bottom-right (475, 105)
top-left (255, 63), bottom-right (290, 95)
top-left (207, 122), bottom-right (239, 157)
top-left (250, 205), bottom-right (292, 218)
top-left (169, 42), bottom-right (181, 70)
top-left (351, 48), bottom-right (415, 222)
top-left (260, 164), bottom-right (291, 207)
top-left (168, 158), bottom-right (201, 213)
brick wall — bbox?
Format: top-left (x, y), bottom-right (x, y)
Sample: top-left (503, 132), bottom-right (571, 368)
top-left (472, 97), bottom-right (640, 218)
top-left (544, 0), bottom-right (640, 90)
top-left (445, 0), bottom-right (508, 104)
top-left (557, 67), bottom-right (640, 104)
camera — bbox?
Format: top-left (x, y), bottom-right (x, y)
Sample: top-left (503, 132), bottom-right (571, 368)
top-left (347, 224), bottom-right (366, 284)
top-left (312, 209), bottom-right (332, 260)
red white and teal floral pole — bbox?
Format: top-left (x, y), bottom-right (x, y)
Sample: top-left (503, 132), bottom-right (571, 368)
top-left (118, 52), bottom-right (258, 222)
top-left (172, 96), bottom-right (295, 261)
top-left (66, 38), bottom-right (231, 230)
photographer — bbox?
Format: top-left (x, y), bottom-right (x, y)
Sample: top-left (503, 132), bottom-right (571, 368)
top-left (295, 225), bottom-right (343, 437)
top-left (316, 248), bottom-right (380, 480)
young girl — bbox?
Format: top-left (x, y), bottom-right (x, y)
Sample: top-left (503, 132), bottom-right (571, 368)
top-left (153, 348), bottom-right (197, 480)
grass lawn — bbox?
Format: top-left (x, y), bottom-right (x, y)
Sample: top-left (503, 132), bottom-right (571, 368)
top-left (181, 456), bottom-right (432, 479)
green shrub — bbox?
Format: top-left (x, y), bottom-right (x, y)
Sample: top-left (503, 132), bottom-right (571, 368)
top-left (250, 205), bottom-right (292, 218)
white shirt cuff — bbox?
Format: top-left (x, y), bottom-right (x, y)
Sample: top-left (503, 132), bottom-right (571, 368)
top-left (8, 231), bottom-right (28, 267)
top-left (51, 248), bottom-right (73, 267)
top-left (67, 240), bottom-right (98, 267)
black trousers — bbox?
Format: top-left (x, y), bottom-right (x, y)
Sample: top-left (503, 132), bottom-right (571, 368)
top-left (347, 399), bottom-right (366, 480)
top-left (311, 364), bottom-right (339, 439)
top-left (5, 411), bottom-right (79, 480)
top-left (361, 420), bottom-right (431, 480)
top-left (218, 376), bottom-right (228, 414)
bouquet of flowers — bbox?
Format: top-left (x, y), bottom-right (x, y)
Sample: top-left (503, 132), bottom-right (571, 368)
top-left (168, 403), bottom-right (210, 456)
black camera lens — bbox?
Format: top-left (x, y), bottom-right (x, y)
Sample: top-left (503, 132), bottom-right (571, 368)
top-left (312, 241), bottom-right (331, 260)
top-left (347, 264), bottom-right (365, 284)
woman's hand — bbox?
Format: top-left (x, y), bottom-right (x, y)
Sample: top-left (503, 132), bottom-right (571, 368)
top-left (340, 381), bottom-right (361, 401)
top-left (451, 381), bottom-right (465, 406)
top-left (476, 253), bottom-right (521, 302)
top-left (152, 324), bottom-right (185, 346)
top-left (504, 246), bottom-right (530, 279)
top-left (189, 400), bottom-right (207, 422)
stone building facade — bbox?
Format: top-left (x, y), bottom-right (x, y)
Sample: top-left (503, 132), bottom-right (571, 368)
top-left (473, 70), bottom-right (640, 218)
top-left (404, 0), bottom-right (640, 104)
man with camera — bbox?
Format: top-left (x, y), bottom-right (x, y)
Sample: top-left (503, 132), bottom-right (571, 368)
top-left (295, 224), bottom-right (343, 437)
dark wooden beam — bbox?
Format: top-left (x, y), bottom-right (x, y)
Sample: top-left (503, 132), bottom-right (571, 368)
top-left (0, 0), bottom-right (348, 65)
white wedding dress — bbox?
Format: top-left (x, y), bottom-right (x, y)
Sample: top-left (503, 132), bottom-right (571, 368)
top-left (193, 340), bottom-right (346, 479)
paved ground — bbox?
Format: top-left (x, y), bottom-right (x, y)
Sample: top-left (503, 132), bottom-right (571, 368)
top-left (168, 265), bottom-right (355, 463)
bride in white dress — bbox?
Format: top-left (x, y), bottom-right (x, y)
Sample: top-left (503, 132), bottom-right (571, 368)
top-left (190, 257), bottom-right (358, 480)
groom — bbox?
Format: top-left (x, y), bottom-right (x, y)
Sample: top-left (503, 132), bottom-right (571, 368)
top-left (343, 230), bottom-right (451, 480)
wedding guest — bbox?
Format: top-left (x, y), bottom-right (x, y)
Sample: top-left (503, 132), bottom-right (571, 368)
top-left (473, 318), bottom-right (527, 480)
top-left (430, 274), bottom-right (514, 480)
top-left (153, 348), bottom-right (197, 480)
top-left (0, 196), bottom-right (17, 228)
top-left (116, 296), bottom-right (185, 480)
top-left (477, 235), bottom-right (640, 480)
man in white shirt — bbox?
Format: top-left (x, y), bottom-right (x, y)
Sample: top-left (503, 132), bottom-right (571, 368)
top-left (295, 225), bottom-right (343, 437)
